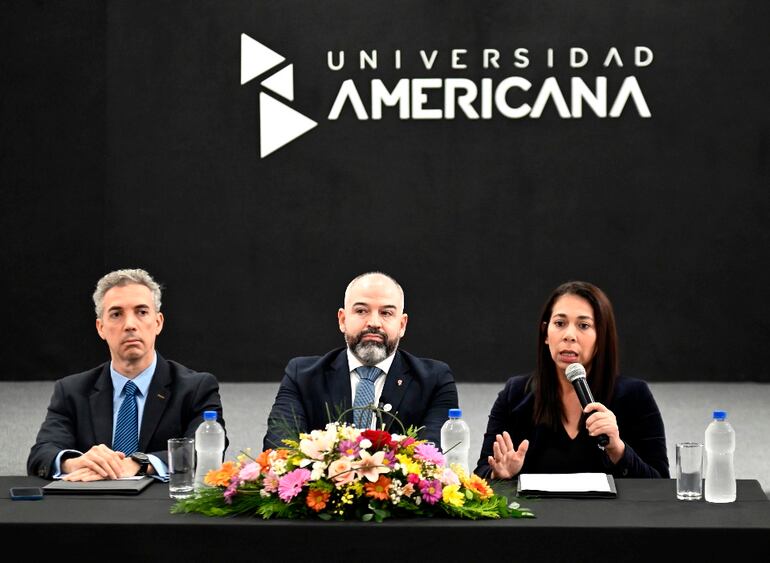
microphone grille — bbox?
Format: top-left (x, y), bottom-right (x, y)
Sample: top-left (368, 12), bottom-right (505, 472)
top-left (565, 362), bottom-right (587, 382)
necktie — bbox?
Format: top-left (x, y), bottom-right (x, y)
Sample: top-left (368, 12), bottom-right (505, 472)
top-left (113, 380), bottom-right (139, 454)
top-left (353, 366), bottom-right (382, 429)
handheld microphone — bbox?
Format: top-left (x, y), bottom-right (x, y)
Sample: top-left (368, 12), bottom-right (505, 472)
top-left (565, 363), bottom-right (609, 449)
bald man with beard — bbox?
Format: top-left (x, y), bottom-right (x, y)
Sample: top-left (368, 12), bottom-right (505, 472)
top-left (263, 272), bottom-right (458, 449)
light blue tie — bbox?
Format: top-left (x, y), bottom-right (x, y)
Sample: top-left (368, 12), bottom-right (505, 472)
top-left (353, 366), bottom-right (382, 429)
top-left (113, 380), bottom-right (139, 454)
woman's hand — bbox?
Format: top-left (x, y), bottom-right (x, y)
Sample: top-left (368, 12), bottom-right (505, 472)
top-left (488, 431), bottom-right (529, 479)
top-left (584, 402), bottom-right (625, 463)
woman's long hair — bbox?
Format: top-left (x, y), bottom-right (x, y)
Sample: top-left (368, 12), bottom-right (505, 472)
top-left (532, 281), bottom-right (619, 430)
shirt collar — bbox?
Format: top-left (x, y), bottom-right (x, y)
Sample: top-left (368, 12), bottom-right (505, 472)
top-left (110, 351), bottom-right (158, 397)
top-left (346, 347), bottom-right (396, 376)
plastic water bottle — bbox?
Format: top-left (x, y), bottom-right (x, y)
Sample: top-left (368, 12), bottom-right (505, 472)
top-left (194, 410), bottom-right (225, 489)
top-left (704, 410), bottom-right (736, 503)
top-left (440, 408), bottom-right (470, 475)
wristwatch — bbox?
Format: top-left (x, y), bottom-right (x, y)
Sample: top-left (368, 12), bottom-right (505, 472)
top-left (129, 452), bottom-right (151, 476)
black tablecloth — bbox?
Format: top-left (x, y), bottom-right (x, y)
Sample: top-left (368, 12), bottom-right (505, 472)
top-left (2, 476), bottom-right (769, 561)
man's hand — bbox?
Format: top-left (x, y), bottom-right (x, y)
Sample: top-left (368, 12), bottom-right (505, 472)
top-left (61, 444), bottom-right (127, 481)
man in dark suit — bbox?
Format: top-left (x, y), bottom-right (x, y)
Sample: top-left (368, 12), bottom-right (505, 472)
top-left (27, 268), bottom-right (227, 481)
top-left (263, 271), bottom-right (458, 450)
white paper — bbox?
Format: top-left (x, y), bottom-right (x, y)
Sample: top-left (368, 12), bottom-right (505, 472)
top-left (55, 475), bottom-right (146, 481)
top-left (518, 472), bottom-right (611, 492)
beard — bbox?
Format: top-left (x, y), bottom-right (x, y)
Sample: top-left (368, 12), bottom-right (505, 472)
top-left (345, 328), bottom-right (399, 366)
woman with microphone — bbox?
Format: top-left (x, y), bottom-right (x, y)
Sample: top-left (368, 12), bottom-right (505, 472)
top-left (474, 281), bottom-right (669, 479)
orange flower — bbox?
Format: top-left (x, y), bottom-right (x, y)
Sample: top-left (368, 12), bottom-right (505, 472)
top-left (255, 449), bottom-right (273, 469)
top-left (462, 474), bottom-right (494, 500)
top-left (306, 489), bottom-right (331, 512)
top-left (204, 461), bottom-right (239, 487)
top-left (364, 475), bottom-right (392, 501)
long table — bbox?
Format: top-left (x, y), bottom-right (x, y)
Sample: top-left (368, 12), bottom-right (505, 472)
top-left (2, 476), bottom-right (769, 560)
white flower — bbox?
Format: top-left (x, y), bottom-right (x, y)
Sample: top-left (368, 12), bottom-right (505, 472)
top-left (359, 438), bottom-right (372, 450)
top-left (299, 458), bottom-right (313, 468)
top-left (388, 478), bottom-right (404, 504)
top-left (310, 460), bottom-right (327, 481)
top-left (270, 458), bottom-right (287, 476)
top-left (338, 424), bottom-right (360, 441)
top-left (299, 427), bottom-right (337, 460)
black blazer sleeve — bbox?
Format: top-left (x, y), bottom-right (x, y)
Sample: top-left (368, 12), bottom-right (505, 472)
top-left (27, 356), bottom-right (227, 479)
top-left (26, 377), bottom-right (84, 479)
top-left (263, 357), bottom-right (310, 450)
top-left (605, 377), bottom-right (670, 478)
top-left (473, 375), bottom-right (532, 479)
top-left (404, 357), bottom-right (459, 446)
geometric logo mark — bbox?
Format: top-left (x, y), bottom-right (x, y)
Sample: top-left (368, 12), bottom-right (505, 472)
top-left (259, 92), bottom-right (317, 158)
top-left (241, 33), bottom-right (285, 85)
top-left (261, 64), bottom-right (294, 101)
top-left (241, 33), bottom-right (317, 157)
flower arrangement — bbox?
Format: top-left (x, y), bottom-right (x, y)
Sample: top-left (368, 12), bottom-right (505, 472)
top-left (171, 418), bottom-right (534, 522)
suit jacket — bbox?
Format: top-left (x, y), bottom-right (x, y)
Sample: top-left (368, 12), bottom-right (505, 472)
top-left (27, 353), bottom-right (227, 479)
top-left (263, 347), bottom-right (459, 450)
top-left (473, 374), bottom-right (670, 479)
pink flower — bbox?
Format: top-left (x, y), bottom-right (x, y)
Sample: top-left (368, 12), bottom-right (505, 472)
top-left (224, 481), bottom-right (239, 504)
top-left (440, 467), bottom-right (460, 486)
top-left (327, 458), bottom-right (356, 487)
top-left (262, 470), bottom-right (280, 493)
top-left (407, 473), bottom-right (421, 485)
top-left (338, 440), bottom-right (360, 458)
top-left (400, 436), bottom-right (416, 448)
top-left (420, 478), bottom-right (443, 504)
top-left (354, 450), bottom-right (390, 482)
top-left (278, 468), bottom-right (311, 501)
top-left (238, 461), bottom-right (262, 482)
top-left (414, 443), bottom-right (446, 466)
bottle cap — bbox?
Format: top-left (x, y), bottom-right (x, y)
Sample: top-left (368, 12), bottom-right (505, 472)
top-left (203, 410), bottom-right (217, 421)
top-left (448, 408), bottom-right (462, 418)
top-left (712, 410), bottom-right (727, 420)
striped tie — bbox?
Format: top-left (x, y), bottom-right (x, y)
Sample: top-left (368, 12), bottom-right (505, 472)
top-left (113, 380), bottom-right (139, 454)
top-left (353, 366), bottom-right (382, 429)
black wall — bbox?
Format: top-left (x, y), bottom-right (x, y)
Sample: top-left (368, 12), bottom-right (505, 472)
top-left (1, 1), bottom-right (768, 383)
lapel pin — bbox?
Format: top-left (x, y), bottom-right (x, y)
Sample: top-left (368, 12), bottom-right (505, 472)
top-left (157, 393), bottom-right (166, 400)
top-left (397, 379), bottom-right (403, 387)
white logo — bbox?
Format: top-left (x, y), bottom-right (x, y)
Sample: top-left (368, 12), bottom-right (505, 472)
top-left (241, 34), bottom-right (317, 158)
